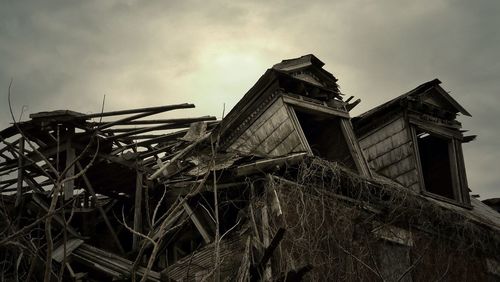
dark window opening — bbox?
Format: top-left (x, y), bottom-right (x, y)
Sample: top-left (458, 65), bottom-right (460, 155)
top-left (294, 109), bottom-right (357, 170)
top-left (416, 129), bottom-right (456, 200)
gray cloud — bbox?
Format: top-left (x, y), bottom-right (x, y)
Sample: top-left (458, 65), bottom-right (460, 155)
top-left (1, 0), bottom-right (499, 198)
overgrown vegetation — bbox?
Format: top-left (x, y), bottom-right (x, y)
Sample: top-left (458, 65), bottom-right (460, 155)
top-left (264, 158), bottom-right (499, 281)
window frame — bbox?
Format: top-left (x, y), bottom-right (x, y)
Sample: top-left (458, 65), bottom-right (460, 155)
top-left (282, 94), bottom-right (371, 177)
top-left (410, 120), bottom-right (471, 208)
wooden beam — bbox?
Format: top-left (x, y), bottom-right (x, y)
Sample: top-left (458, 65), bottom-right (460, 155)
top-left (132, 172), bottom-right (143, 250)
top-left (97, 108), bottom-right (192, 131)
top-left (183, 201), bottom-right (213, 244)
top-left (282, 95), bottom-right (350, 118)
top-left (76, 161), bottom-right (126, 255)
top-left (82, 103), bottom-right (195, 119)
top-left (97, 116), bottom-right (217, 126)
top-left (105, 122), bottom-right (195, 141)
top-left (235, 153), bottom-right (307, 177)
top-left (340, 119), bottom-right (371, 177)
top-left (149, 133), bottom-right (210, 180)
top-left (110, 130), bottom-right (189, 155)
top-left (64, 132), bottom-right (75, 201)
top-left (0, 143), bottom-right (67, 173)
top-left (15, 137), bottom-right (24, 207)
top-left (31, 194), bottom-right (83, 238)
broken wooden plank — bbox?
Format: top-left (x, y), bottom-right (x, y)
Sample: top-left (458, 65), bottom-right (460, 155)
top-left (98, 116), bottom-right (217, 126)
top-left (15, 137), bottom-right (24, 207)
top-left (52, 238), bottom-right (84, 263)
top-left (235, 152), bottom-right (307, 177)
top-left (72, 243), bottom-right (162, 281)
top-left (183, 201), bottom-right (213, 244)
top-left (133, 172), bottom-right (143, 250)
top-left (64, 133), bottom-right (75, 201)
top-left (82, 103), bottom-right (195, 119)
top-left (105, 122), bottom-right (195, 141)
top-left (149, 133), bottom-right (210, 180)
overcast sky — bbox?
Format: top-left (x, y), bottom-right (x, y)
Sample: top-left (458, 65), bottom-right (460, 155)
top-left (1, 0), bottom-right (499, 199)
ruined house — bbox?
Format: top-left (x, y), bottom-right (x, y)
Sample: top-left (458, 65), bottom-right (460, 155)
top-left (0, 54), bottom-right (499, 281)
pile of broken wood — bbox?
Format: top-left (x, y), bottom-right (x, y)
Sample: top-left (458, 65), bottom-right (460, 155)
top-left (0, 103), bottom-right (249, 281)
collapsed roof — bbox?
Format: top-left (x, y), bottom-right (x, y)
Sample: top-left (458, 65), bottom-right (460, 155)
top-left (0, 54), bottom-right (499, 281)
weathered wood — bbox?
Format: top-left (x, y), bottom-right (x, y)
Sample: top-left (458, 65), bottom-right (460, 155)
top-left (52, 238), bottom-right (84, 263)
top-left (31, 194), bottom-right (82, 238)
top-left (409, 117), bottom-right (462, 139)
top-left (149, 133), bottom-right (210, 180)
top-left (380, 154), bottom-right (415, 179)
top-left (110, 129), bottom-right (190, 155)
top-left (448, 139), bottom-right (461, 201)
top-left (282, 95), bottom-right (349, 118)
top-left (363, 128), bottom-right (410, 162)
top-left (235, 237), bottom-right (252, 281)
top-left (455, 142), bottom-right (471, 205)
top-left (230, 100), bottom-right (285, 153)
top-left (370, 141), bottom-right (413, 170)
top-left (83, 103), bottom-right (195, 119)
top-left (230, 98), bottom-right (306, 157)
top-left (133, 172), bottom-right (143, 250)
top-left (104, 122), bottom-right (194, 139)
top-left (15, 137), bottom-right (24, 207)
top-left (183, 201), bottom-right (213, 244)
top-left (260, 205), bottom-right (273, 281)
top-left (76, 162), bottom-right (125, 255)
top-left (98, 109), bottom-right (177, 131)
top-left (163, 235), bottom-right (247, 281)
top-left (104, 116), bottom-right (217, 125)
top-left (255, 118), bottom-right (293, 156)
top-left (246, 98), bottom-right (284, 135)
top-left (236, 153), bottom-right (306, 177)
top-left (0, 143), bottom-right (67, 173)
top-left (395, 168), bottom-right (420, 190)
top-left (64, 134), bottom-right (75, 201)
top-left (72, 243), bottom-right (162, 281)
top-left (286, 103), bottom-right (313, 155)
top-left (359, 116), bottom-right (405, 147)
top-left (268, 126), bottom-right (302, 156)
top-left (340, 118), bottom-right (371, 177)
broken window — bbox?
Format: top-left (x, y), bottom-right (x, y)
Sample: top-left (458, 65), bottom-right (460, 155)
top-left (416, 129), bottom-right (458, 201)
top-left (294, 108), bottom-right (357, 170)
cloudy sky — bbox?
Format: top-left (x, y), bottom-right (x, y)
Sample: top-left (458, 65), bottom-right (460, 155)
top-left (1, 0), bottom-right (499, 199)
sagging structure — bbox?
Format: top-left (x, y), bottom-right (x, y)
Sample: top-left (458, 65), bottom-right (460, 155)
top-left (0, 54), bottom-right (499, 281)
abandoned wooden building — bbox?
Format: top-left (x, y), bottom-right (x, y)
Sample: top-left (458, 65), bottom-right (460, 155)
top-left (0, 54), bottom-right (499, 281)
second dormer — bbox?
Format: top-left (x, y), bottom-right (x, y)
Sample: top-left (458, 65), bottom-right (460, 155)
top-left (354, 79), bottom-right (473, 206)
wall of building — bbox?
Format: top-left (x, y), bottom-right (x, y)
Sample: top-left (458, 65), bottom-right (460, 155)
top-left (228, 97), bottom-right (305, 157)
top-left (358, 116), bottom-right (420, 192)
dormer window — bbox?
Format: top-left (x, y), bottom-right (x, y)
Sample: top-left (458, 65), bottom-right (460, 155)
top-left (355, 79), bottom-right (472, 207)
top-left (415, 129), bottom-right (458, 201)
top-left (293, 108), bottom-right (356, 170)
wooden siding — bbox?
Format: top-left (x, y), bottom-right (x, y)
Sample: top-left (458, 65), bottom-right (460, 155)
top-left (228, 97), bottom-right (305, 157)
top-left (359, 117), bottom-right (420, 191)
top-left (165, 235), bottom-right (247, 281)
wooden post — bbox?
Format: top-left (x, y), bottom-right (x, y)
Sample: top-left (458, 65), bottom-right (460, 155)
top-left (64, 128), bottom-right (75, 201)
top-left (261, 206), bottom-right (273, 281)
top-left (76, 162), bottom-right (125, 254)
top-left (15, 137), bottom-right (24, 207)
top-left (133, 172), bottom-right (143, 250)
